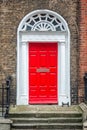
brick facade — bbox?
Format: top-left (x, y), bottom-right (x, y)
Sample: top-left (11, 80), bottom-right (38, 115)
top-left (78, 0), bottom-right (87, 102)
top-left (0, 0), bottom-right (85, 105)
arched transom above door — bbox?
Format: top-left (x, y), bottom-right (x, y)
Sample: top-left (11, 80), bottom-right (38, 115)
top-left (18, 10), bottom-right (68, 32)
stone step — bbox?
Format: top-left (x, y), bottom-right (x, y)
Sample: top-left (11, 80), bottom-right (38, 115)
top-left (9, 112), bottom-right (82, 118)
top-left (12, 117), bottom-right (82, 123)
top-left (12, 122), bottom-right (83, 129)
top-left (10, 105), bottom-right (83, 130)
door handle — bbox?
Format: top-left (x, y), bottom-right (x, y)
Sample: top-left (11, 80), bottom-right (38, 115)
top-left (36, 68), bottom-right (50, 73)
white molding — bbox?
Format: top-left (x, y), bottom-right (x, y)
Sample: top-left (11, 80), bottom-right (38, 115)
top-left (17, 10), bottom-right (70, 106)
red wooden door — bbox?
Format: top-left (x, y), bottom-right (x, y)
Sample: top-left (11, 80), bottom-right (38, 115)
top-left (29, 42), bottom-right (58, 104)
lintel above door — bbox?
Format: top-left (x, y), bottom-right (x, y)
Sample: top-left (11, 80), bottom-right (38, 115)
top-left (20, 32), bottom-right (66, 43)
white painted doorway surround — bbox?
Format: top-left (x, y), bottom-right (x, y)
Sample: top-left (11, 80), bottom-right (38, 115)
top-left (17, 10), bottom-right (70, 106)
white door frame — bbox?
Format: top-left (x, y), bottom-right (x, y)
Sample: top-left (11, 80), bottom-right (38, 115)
top-left (17, 31), bottom-right (70, 106)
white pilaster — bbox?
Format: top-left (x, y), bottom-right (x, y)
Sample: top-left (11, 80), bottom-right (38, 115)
top-left (59, 42), bottom-right (69, 105)
top-left (17, 42), bottom-right (28, 105)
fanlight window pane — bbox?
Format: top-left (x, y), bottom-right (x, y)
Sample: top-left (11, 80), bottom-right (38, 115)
top-left (52, 20), bottom-right (58, 26)
top-left (30, 20), bottom-right (35, 26)
top-left (26, 26), bottom-right (32, 31)
top-left (47, 17), bottom-right (52, 22)
top-left (56, 26), bottom-right (61, 31)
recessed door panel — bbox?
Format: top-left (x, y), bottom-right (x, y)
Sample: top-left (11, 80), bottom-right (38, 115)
top-left (29, 42), bottom-right (58, 104)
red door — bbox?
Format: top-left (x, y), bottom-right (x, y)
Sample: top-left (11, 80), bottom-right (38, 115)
top-left (29, 42), bottom-right (58, 104)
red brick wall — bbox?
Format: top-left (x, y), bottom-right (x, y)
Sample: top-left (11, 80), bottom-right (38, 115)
top-left (78, 0), bottom-right (87, 102)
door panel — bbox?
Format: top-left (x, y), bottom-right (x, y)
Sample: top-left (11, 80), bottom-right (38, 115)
top-left (29, 42), bottom-right (58, 104)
